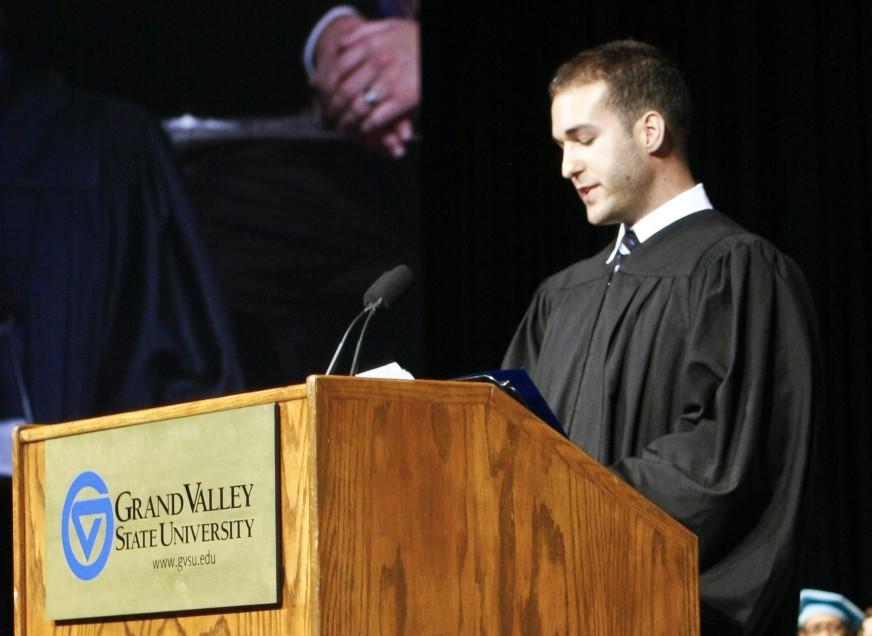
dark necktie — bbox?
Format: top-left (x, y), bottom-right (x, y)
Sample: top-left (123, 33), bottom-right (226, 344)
top-left (612, 229), bottom-right (639, 272)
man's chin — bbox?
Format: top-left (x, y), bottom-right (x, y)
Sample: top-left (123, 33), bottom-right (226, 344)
top-left (585, 204), bottom-right (626, 227)
top-left (585, 205), bottom-right (609, 226)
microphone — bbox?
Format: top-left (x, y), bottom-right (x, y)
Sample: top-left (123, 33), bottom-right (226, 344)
top-left (325, 265), bottom-right (415, 375)
top-left (363, 264), bottom-right (415, 309)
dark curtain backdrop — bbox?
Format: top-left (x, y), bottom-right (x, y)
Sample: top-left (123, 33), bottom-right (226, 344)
top-left (422, 0), bottom-right (872, 615)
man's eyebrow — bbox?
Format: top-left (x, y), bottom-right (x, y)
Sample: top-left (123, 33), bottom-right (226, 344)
top-left (563, 124), bottom-right (597, 137)
top-left (553, 124), bottom-right (598, 146)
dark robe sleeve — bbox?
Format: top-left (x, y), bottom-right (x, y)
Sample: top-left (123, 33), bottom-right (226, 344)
top-left (502, 283), bottom-right (550, 372)
top-left (610, 241), bottom-right (818, 633)
top-left (0, 72), bottom-right (242, 423)
top-left (93, 115), bottom-right (244, 414)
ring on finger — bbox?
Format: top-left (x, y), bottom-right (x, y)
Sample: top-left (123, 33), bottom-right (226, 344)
top-left (363, 87), bottom-right (380, 107)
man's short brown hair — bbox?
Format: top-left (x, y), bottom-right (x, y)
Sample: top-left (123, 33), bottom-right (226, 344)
top-left (550, 39), bottom-right (692, 154)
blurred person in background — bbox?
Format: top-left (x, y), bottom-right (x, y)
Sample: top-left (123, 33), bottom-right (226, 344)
top-left (797, 589), bottom-right (863, 635)
top-left (0, 6), bottom-right (242, 631)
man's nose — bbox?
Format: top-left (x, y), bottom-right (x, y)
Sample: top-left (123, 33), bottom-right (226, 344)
top-left (561, 145), bottom-right (583, 180)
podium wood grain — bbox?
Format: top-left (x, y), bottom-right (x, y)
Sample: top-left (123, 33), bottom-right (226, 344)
top-left (13, 377), bottom-right (699, 634)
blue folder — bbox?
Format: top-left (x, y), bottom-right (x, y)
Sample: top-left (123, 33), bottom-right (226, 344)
top-left (457, 368), bottom-right (566, 437)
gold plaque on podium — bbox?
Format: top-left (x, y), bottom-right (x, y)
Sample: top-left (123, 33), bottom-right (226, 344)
top-left (44, 403), bottom-right (279, 620)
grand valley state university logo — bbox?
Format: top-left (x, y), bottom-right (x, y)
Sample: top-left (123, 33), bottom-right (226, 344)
top-left (61, 471), bottom-right (115, 580)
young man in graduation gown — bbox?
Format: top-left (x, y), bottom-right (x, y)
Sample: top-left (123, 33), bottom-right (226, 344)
top-left (503, 40), bottom-right (819, 635)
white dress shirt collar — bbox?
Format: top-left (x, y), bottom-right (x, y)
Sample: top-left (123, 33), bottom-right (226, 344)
top-left (606, 183), bottom-right (713, 263)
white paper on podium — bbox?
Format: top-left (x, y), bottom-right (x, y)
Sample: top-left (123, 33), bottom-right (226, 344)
top-left (355, 362), bottom-right (414, 380)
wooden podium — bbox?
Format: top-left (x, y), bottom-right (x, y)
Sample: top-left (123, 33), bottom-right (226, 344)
top-left (13, 376), bottom-right (699, 634)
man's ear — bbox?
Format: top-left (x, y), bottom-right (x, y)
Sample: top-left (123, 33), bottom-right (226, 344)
top-left (636, 110), bottom-right (668, 155)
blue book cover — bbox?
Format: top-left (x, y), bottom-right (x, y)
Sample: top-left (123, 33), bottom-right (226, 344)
top-left (457, 368), bottom-right (566, 437)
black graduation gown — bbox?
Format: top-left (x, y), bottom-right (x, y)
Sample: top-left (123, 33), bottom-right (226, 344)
top-left (503, 210), bottom-right (818, 634)
top-left (0, 69), bottom-right (242, 424)
top-left (0, 65), bottom-right (244, 635)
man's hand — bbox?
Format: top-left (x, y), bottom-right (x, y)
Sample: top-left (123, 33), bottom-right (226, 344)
top-left (314, 17), bottom-right (420, 157)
